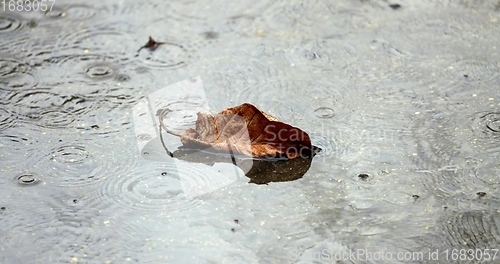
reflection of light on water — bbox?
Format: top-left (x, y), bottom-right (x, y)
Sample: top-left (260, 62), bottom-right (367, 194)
top-left (132, 77), bottom-right (247, 198)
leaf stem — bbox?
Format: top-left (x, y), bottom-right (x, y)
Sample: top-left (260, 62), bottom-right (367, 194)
top-left (158, 108), bottom-right (184, 157)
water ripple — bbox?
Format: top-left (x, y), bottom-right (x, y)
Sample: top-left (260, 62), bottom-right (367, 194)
top-left (0, 13), bottom-right (25, 33)
top-left (100, 1), bottom-right (157, 17)
top-left (360, 83), bottom-right (422, 123)
top-left (313, 107), bottom-right (335, 119)
top-left (475, 160), bottom-right (500, 185)
top-left (467, 112), bottom-right (500, 160)
top-left (50, 144), bottom-right (89, 163)
top-left (440, 211), bottom-right (500, 249)
top-left (14, 173), bottom-right (42, 186)
top-left (0, 190), bottom-right (149, 263)
top-left (386, 14), bottom-right (464, 59)
top-left (410, 116), bottom-right (471, 200)
top-left (257, 38), bottom-right (360, 74)
top-left (473, 112), bottom-right (500, 137)
top-left (28, 107), bottom-right (76, 129)
top-left (55, 24), bottom-right (135, 55)
top-left (48, 54), bottom-right (152, 110)
top-left (234, 78), bottom-right (353, 126)
top-left (45, 4), bottom-right (98, 20)
top-left (85, 62), bottom-right (117, 79)
top-left (27, 140), bottom-right (133, 188)
top-left (0, 27), bottom-right (60, 60)
top-left (261, 2), bottom-right (372, 36)
top-left (136, 41), bottom-right (187, 69)
top-left (263, 0), bottom-right (334, 28)
top-left (426, 0), bottom-right (500, 11)
top-left (51, 54), bottom-right (116, 82)
top-left (0, 57), bottom-right (39, 91)
top-left (0, 127), bottom-right (38, 162)
top-left (54, 53), bottom-right (153, 87)
top-left (97, 162), bottom-right (204, 215)
top-left (442, 59), bottom-right (500, 86)
top-left (9, 89), bottom-right (91, 128)
top-left (136, 19), bottom-right (197, 68)
top-left (0, 107), bottom-right (16, 130)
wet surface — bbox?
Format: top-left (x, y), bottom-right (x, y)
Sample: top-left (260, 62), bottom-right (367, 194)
top-left (1, 0), bottom-right (499, 263)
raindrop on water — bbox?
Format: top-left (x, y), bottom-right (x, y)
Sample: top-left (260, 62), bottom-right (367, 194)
top-left (137, 134), bottom-right (152, 141)
top-left (15, 173), bottom-right (41, 186)
top-left (478, 112), bottom-right (500, 135)
top-left (32, 108), bottom-right (76, 129)
top-left (85, 63), bottom-right (116, 79)
top-left (95, 163), bottom-right (204, 214)
top-left (50, 145), bottom-right (88, 164)
top-left (485, 118), bottom-right (500, 133)
top-left (0, 13), bottom-right (24, 33)
top-left (314, 107), bottom-right (335, 119)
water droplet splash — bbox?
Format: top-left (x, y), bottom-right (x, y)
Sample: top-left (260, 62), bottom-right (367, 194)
top-left (15, 173), bottom-right (41, 186)
top-left (314, 107), bottom-right (335, 119)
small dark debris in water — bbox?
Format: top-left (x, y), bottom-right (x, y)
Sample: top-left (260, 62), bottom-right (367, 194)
top-left (115, 74), bottom-right (130, 82)
top-left (202, 31), bottom-right (219, 39)
top-left (73, 199), bottom-right (78, 203)
top-left (138, 36), bottom-right (163, 52)
top-left (161, 172), bottom-right (168, 176)
top-left (464, 74), bottom-right (469, 78)
top-left (136, 36), bottom-right (183, 56)
top-left (444, 206), bottom-right (448, 210)
top-left (1, 207), bottom-right (5, 210)
top-left (389, 4), bottom-right (401, 10)
top-left (88, 175), bottom-right (94, 179)
top-left (358, 173), bottom-right (369, 180)
top-left (91, 125), bottom-right (99, 130)
top-left (477, 192), bottom-right (486, 197)
top-left (231, 228), bottom-right (236, 232)
top-left (27, 20), bottom-right (37, 28)
top-left (306, 52), bottom-right (319, 60)
top-left (380, 170), bottom-right (389, 175)
top-left (412, 195), bottom-right (420, 201)
top-left (137, 36), bottom-right (183, 52)
top-left (234, 219), bottom-right (239, 224)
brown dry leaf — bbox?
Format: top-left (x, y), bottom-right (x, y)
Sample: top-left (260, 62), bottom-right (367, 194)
top-left (167, 103), bottom-right (319, 159)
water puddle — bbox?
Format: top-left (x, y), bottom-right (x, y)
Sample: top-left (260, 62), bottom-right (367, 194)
top-left (1, 0), bottom-right (499, 263)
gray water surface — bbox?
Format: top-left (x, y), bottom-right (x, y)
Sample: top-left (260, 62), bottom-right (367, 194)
top-left (1, 0), bottom-right (499, 263)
